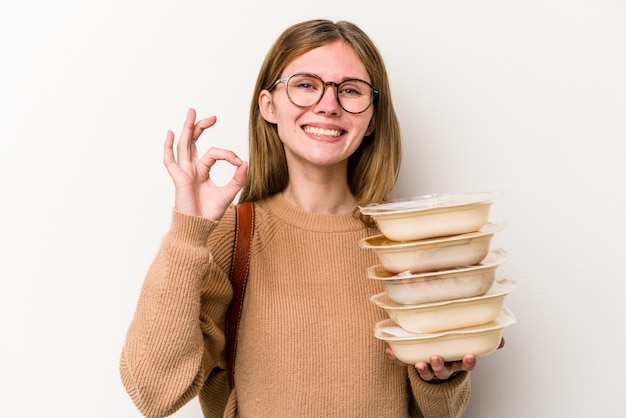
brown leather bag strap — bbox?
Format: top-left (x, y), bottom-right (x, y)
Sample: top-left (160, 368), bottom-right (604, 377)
top-left (226, 201), bottom-right (254, 390)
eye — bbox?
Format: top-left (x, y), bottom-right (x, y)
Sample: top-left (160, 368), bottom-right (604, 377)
top-left (341, 87), bottom-right (362, 97)
top-left (339, 80), bottom-right (368, 97)
top-left (289, 75), bottom-right (322, 92)
top-left (296, 82), bottom-right (314, 90)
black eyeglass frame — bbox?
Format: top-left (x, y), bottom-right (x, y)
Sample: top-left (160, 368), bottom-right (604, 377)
top-left (268, 72), bottom-right (380, 114)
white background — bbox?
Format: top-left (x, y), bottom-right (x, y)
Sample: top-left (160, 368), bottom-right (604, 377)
top-left (1, 0), bottom-right (625, 417)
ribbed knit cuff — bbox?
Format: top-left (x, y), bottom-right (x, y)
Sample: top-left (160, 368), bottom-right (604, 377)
top-left (168, 208), bottom-right (219, 246)
top-left (418, 371), bottom-right (462, 385)
top-left (408, 366), bottom-right (470, 418)
top-left (409, 366), bottom-right (469, 390)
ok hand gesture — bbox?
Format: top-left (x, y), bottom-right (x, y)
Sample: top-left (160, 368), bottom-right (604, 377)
top-left (163, 108), bottom-right (248, 220)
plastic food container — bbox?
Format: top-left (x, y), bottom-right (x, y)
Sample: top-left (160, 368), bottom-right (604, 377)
top-left (370, 278), bottom-right (517, 333)
top-left (358, 192), bottom-right (498, 241)
top-left (375, 308), bottom-right (516, 364)
top-left (359, 223), bottom-right (502, 274)
top-left (367, 250), bottom-right (507, 305)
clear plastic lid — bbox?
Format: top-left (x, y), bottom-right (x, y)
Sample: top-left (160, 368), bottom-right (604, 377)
top-left (359, 191), bottom-right (500, 215)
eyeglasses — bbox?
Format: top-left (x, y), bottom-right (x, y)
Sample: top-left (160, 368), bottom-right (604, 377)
top-left (268, 72), bottom-right (379, 114)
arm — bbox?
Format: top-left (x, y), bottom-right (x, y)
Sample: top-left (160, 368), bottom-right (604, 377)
top-left (119, 210), bottom-right (232, 417)
top-left (407, 365), bottom-right (471, 418)
top-left (402, 354), bottom-right (473, 418)
top-left (120, 108), bottom-right (248, 416)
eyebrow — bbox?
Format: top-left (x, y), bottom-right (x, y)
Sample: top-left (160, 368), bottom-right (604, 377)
top-left (283, 72), bottom-right (372, 83)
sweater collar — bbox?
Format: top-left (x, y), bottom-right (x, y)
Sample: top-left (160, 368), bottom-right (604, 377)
top-left (263, 192), bottom-right (367, 233)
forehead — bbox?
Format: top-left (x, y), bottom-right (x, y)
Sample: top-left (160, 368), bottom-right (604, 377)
top-left (282, 41), bottom-right (370, 82)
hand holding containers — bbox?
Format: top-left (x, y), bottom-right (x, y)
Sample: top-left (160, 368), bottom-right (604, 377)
top-left (359, 192), bottom-right (516, 364)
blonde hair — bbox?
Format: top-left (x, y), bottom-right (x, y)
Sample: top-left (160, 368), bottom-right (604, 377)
top-left (239, 19), bottom-right (402, 221)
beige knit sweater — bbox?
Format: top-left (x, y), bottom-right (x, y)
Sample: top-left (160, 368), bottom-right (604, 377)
top-left (120, 193), bottom-right (470, 418)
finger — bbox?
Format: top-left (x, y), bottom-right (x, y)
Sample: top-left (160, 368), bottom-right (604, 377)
top-left (198, 147), bottom-right (244, 171)
top-left (415, 361), bottom-right (435, 381)
top-left (163, 130), bottom-right (181, 177)
top-left (462, 354), bottom-right (477, 371)
top-left (385, 347), bottom-right (406, 367)
top-left (226, 161), bottom-right (248, 191)
top-left (212, 162), bottom-right (249, 205)
top-left (188, 116), bottom-right (218, 162)
top-left (431, 355), bottom-right (465, 380)
top-left (185, 114), bottom-right (219, 164)
top-left (192, 115), bottom-right (218, 141)
top-left (176, 108), bottom-right (198, 164)
top-left (385, 347), bottom-right (396, 362)
top-left (429, 355), bottom-right (446, 377)
top-left (177, 108), bottom-right (217, 164)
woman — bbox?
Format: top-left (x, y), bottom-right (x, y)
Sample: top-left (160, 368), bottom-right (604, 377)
top-left (120, 19), bottom-right (477, 418)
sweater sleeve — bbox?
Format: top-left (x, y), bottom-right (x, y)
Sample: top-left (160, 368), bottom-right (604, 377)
top-left (407, 367), bottom-right (471, 418)
top-left (119, 209), bottom-right (235, 418)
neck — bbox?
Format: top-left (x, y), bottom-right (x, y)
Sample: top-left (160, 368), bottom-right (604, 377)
top-left (281, 155), bottom-right (358, 214)
top-left (282, 182), bottom-right (356, 215)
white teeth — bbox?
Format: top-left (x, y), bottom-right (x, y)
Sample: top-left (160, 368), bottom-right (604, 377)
top-left (304, 126), bottom-right (342, 138)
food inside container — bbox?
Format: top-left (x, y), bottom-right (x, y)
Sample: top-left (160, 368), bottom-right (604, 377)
top-left (359, 223), bottom-right (502, 274)
top-left (370, 278), bottom-right (517, 333)
top-left (358, 192), bottom-right (499, 242)
top-left (375, 308), bottom-right (516, 364)
top-left (367, 249), bottom-right (508, 305)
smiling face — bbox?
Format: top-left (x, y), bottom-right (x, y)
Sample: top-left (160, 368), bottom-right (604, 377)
top-left (258, 41), bottom-right (375, 172)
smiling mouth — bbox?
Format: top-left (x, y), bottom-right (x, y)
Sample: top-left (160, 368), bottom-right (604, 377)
top-left (303, 126), bottom-right (343, 138)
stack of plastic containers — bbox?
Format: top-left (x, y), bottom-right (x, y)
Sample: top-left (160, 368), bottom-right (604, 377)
top-left (358, 192), bottom-right (517, 364)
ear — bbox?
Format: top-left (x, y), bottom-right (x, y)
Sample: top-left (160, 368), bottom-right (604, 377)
top-left (364, 114), bottom-right (376, 137)
top-left (258, 90), bottom-right (278, 124)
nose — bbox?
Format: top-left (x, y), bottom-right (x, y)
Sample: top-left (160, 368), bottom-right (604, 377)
top-left (314, 82), bottom-right (341, 114)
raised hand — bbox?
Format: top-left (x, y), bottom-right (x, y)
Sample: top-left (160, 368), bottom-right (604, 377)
top-left (163, 108), bottom-right (248, 220)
